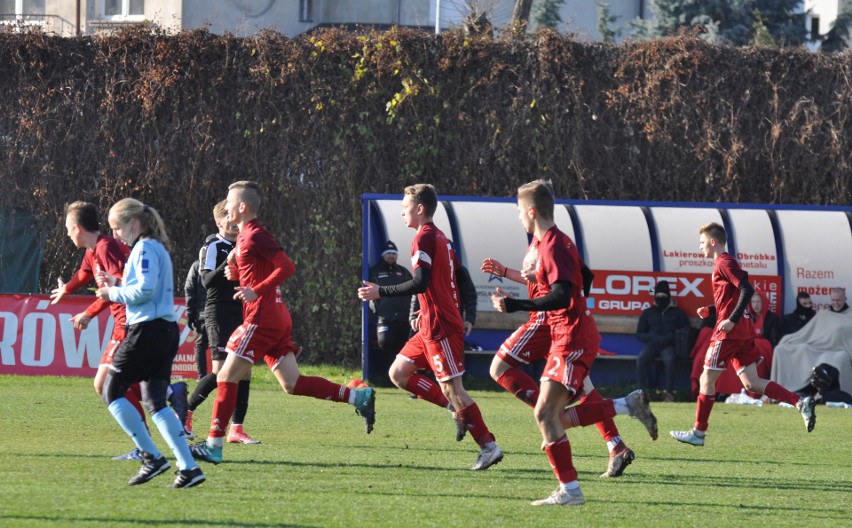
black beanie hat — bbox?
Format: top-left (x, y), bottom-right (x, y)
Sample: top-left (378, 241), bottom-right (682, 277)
top-left (654, 280), bottom-right (671, 296)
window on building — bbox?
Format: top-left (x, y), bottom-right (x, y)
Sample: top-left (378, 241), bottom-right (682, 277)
top-left (1, 0), bottom-right (45, 26)
top-left (810, 16), bottom-right (820, 41)
top-left (1, 0), bottom-right (45, 16)
top-left (299, 0), bottom-right (312, 22)
top-left (103, 0), bottom-right (144, 18)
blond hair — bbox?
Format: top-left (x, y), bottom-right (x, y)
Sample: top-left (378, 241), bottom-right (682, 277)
top-left (517, 179), bottom-right (556, 221)
top-left (403, 184), bottom-right (438, 217)
top-left (110, 198), bottom-right (171, 251)
top-left (228, 180), bottom-right (262, 213)
top-left (213, 200), bottom-right (228, 220)
top-left (699, 222), bottom-right (727, 246)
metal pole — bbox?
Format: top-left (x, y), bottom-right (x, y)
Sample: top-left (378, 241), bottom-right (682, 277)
top-left (435, 0), bottom-right (440, 34)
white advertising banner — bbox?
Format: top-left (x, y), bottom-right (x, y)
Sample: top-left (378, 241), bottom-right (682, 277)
top-left (453, 201), bottom-right (533, 310)
top-left (775, 210), bottom-right (852, 312)
top-left (573, 205), bottom-right (652, 271)
top-left (726, 208), bottom-right (779, 275)
top-left (652, 206), bottom-right (720, 273)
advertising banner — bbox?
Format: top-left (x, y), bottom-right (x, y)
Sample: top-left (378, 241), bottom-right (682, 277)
top-left (0, 294), bottom-right (202, 379)
top-left (586, 270), bottom-right (782, 317)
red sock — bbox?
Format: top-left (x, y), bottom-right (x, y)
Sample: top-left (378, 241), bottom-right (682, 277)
top-left (404, 374), bottom-right (450, 408)
top-left (209, 381), bottom-right (238, 439)
top-left (457, 403), bottom-right (495, 447)
top-left (292, 375), bottom-right (348, 402)
top-left (562, 399), bottom-right (616, 429)
top-left (579, 389), bottom-right (620, 442)
top-left (695, 392), bottom-right (715, 432)
top-left (125, 383), bottom-right (147, 423)
top-left (544, 435), bottom-right (577, 484)
top-left (495, 369), bottom-right (539, 407)
top-left (763, 381), bottom-right (799, 406)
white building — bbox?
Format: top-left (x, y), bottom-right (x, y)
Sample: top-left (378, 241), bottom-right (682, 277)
top-left (0, 0), bottom-right (642, 38)
top-left (0, 0), bottom-right (847, 50)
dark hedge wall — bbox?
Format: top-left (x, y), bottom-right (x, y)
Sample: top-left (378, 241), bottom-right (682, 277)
top-left (1, 26), bottom-right (849, 365)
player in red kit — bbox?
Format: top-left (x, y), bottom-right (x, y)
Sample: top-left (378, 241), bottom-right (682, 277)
top-left (482, 242), bottom-right (651, 478)
top-left (358, 184), bottom-right (503, 471)
top-left (191, 181), bottom-right (375, 464)
top-left (670, 222), bottom-right (816, 447)
top-left (490, 180), bottom-right (657, 506)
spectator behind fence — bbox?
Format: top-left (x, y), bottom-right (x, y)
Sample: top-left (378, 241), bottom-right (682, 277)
top-left (780, 292), bottom-right (816, 339)
top-left (635, 280), bottom-right (689, 402)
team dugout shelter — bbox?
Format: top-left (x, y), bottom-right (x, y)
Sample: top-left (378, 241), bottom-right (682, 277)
top-left (361, 194), bottom-right (852, 387)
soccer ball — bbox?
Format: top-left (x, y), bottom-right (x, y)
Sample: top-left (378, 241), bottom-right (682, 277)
top-left (346, 378), bottom-right (369, 389)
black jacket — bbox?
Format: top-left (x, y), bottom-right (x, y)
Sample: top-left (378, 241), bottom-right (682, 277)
top-left (368, 261), bottom-right (413, 323)
top-left (184, 259), bottom-right (207, 325)
top-left (780, 307), bottom-right (816, 339)
top-left (636, 303), bottom-right (690, 350)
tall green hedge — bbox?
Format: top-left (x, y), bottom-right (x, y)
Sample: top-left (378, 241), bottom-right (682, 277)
top-left (1, 26), bottom-right (849, 365)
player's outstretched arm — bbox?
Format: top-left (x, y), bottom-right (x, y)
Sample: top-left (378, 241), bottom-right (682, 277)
top-left (481, 258), bottom-right (527, 285)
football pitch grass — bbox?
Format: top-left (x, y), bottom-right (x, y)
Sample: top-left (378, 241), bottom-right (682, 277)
top-left (1, 368), bottom-right (849, 528)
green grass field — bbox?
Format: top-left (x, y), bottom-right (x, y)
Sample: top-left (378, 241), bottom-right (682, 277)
top-left (1, 368), bottom-right (849, 528)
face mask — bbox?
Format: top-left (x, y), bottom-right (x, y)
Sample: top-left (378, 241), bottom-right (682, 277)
top-left (654, 296), bottom-right (670, 310)
top-left (796, 304), bottom-right (815, 318)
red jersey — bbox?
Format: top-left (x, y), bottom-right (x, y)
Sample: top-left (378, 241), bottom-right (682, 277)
top-left (524, 238), bottom-right (546, 325)
top-left (534, 226), bottom-right (599, 350)
top-left (234, 218), bottom-right (296, 327)
top-left (411, 222), bottom-right (464, 341)
top-left (64, 235), bottom-right (129, 327)
top-left (710, 252), bottom-right (754, 341)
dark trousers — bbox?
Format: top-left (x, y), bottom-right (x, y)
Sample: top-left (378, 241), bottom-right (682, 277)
top-left (636, 344), bottom-right (676, 393)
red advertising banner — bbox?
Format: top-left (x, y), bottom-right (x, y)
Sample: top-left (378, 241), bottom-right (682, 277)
top-left (587, 270), bottom-right (782, 317)
top-left (0, 294), bottom-right (203, 379)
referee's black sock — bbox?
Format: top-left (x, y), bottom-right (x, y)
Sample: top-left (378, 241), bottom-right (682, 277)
top-left (233, 380), bottom-right (251, 425)
top-left (188, 372), bottom-right (218, 411)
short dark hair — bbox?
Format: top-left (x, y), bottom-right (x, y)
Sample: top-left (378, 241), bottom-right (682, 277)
top-left (796, 291), bottom-right (812, 301)
top-left (65, 201), bottom-right (99, 232)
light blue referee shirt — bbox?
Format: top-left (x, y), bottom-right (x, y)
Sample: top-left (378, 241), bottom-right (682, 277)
top-left (108, 238), bottom-right (177, 325)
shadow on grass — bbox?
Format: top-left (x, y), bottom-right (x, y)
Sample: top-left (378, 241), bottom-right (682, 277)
top-left (0, 514), bottom-right (311, 527)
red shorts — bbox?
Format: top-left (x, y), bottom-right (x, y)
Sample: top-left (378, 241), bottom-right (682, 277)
top-left (226, 323), bottom-right (301, 370)
top-left (497, 318), bottom-right (550, 368)
top-left (540, 342), bottom-right (598, 399)
top-left (99, 326), bottom-right (127, 366)
top-left (704, 338), bottom-right (760, 374)
top-left (399, 332), bottom-right (465, 382)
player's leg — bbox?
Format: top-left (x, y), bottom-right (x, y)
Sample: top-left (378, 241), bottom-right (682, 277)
top-left (190, 352), bottom-right (251, 464)
top-left (490, 323), bottom-right (547, 407)
top-left (228, 369), bottom-right (260, 444)
top-left (671, 366), bottom-right (721, 446)
top-left (577, 378), bottom-right (635, 478)
top-left (270, 346), bottom-right (376, 434)
top-left (737, 362), bottom-right (816, 432)
top-left (390, 336), bottom-right (452, 409)
top-left (531, 380), bottom-right (585, 506)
